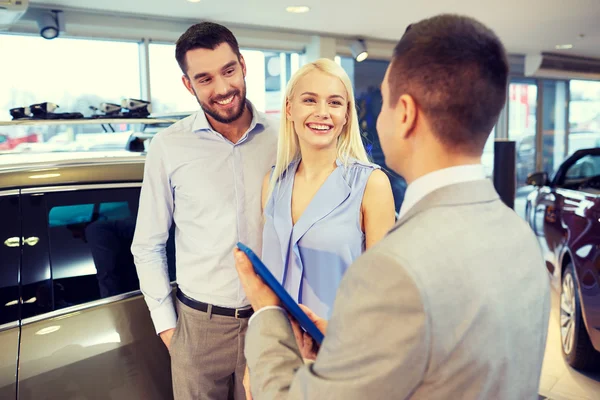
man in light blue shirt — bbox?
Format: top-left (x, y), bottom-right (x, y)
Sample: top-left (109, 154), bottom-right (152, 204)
top-left (131, 22), bottom-right (277, 400)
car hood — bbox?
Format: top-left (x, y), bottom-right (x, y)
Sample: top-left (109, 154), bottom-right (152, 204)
top-left (0, 151), bottom-right (144, 168)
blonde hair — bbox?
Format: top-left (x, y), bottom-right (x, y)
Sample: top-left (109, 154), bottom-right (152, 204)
top-left (267, 58), bottom-right (369, 202)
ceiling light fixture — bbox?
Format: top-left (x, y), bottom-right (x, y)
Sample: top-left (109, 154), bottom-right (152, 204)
top-left (36, 10), bottom-right (65, 40)
top-left (350, 39), bottom-right (368, 62)
top-left (555, 44), bottom-right (573, 50)
top-left (187, 0), bottom-right (201, 3)
top-left (286, 6), bottom-right (310, 13)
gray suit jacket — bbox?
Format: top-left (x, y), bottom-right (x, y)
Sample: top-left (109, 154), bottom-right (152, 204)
top-left (245, 180), bottom-right (551, 400)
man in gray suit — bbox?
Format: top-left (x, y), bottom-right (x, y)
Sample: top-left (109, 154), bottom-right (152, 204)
top-left (233, 14), bottom-right (551, 399)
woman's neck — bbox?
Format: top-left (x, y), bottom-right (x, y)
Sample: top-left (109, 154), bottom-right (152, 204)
top-left (297, 146), bottom-right (338, 181)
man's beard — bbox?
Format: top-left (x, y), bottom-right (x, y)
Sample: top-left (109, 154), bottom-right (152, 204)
top-left (195, 85), bottom-right (247, 124)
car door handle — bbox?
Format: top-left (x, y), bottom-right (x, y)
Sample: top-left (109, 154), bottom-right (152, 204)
top-left (3, 236), bottom-right (39, 247)
top-left (4, 237), bottom-right (20, 247)
top-left (4, 298), bottom-right (36, 306)
top-left (23, 236), bottom-right (39, 246)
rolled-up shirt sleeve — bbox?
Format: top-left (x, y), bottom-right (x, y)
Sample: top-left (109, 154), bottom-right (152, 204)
top-left (131, 135), bottom-right (176, 334)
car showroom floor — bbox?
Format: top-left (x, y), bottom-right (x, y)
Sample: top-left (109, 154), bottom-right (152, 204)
top-left (538, 291), bottom-right (600, 400)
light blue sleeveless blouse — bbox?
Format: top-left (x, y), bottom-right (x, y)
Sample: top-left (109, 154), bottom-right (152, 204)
top-left (261, 158), bottom-right (379, 319)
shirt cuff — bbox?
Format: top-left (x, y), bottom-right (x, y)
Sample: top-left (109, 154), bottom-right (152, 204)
top-left (150, 296), bottom-right (177, 334)
top-left (249, 306), bottom-right (285, 325)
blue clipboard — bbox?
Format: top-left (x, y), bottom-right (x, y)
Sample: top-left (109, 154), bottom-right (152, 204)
top-left (236, 242), bottom-right (325, 345)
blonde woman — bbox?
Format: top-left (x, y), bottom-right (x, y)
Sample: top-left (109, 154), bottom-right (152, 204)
top-left (243, 58), bottom-right (395, 399)
top-left (261, 58), bottom-right (396, 320)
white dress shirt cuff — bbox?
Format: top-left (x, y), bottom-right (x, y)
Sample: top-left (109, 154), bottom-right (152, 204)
top-left (249, 306), bottom-right (285, 325)
top-left (150, 296), bottom-right (178, 335)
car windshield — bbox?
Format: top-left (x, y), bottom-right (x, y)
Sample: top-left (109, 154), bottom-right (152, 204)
top-left (0, 114), bottom-right (186, 160)
top-left (565, 154), bottom-right (600, 180)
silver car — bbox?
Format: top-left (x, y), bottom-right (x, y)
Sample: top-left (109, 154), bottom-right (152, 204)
top-left (0, 152), bottom-right (174, 399)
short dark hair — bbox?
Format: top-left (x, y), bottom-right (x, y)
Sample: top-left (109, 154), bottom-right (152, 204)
top-left (175, 22), bottom-right (241, 75)
top-left (388, 14), bottom-right (509, 154)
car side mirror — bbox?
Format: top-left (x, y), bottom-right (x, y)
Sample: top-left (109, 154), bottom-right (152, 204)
top-left (526, 172), bottom-right (549, 187)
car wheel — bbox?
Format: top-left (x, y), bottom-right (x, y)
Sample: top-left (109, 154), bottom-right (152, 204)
top-left (560, 263), bottom-right (600, 370)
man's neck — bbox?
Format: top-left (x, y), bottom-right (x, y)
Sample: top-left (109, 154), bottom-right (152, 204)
top-left (206, 102), bottom-right (253, 144)
top-left (404, 153), bottom-right (482, 185)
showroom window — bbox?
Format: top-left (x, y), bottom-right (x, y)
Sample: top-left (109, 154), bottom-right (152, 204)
top-left (0, 35), bottom-right (140, 120)
top-left (569, 79), bottom-right (600, 156)
top-left (349, 58), bottom-right (408, 212)
top-left (508, 80), bottom-right (538, 187)
top-left (541, 80), bottom-right (568, 176)
top-left (335, 55), bottom-right (355, 85)
top-left (148, 43), bottom-right (302, 115)
top-left (0, 34), bottom-right (141, 152)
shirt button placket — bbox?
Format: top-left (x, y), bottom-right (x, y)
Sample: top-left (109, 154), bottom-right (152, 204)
top-left (233, 145), bottom-right (247, 244)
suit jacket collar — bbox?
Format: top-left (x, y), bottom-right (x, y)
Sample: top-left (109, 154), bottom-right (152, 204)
top-left (398, 164), bottom-right (486, 220)
top-left (389, 179), bottom-right (500, 234)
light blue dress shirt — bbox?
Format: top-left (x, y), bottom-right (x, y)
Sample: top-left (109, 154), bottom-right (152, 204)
top-left (131, 103), bottom-right (278, 334)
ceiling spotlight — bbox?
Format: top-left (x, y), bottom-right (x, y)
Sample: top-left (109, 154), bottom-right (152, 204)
top-left (36, 10), bottom-right (64, 40)
top-left (187, 0), bottom-right (201, 2)
top-left (555, 44), bottom-right (574, 50)
top-left (286, 6), bottom-right (310, 13)
top-left (350, 39), bottom-right (368, 62)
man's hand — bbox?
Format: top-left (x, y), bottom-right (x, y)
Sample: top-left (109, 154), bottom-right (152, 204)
top-left (243, 365), bottom-right (253, 400)
top-left (290, 305), bottom-right (328, 360)
top-left (159, 328), bottom-right (176, 351)
top-left (290, 318), bottom-right (319, 360)
top-left (234, 248), bottom-right (280, 312)
top-left (299, 304), bottom-right (328, 334)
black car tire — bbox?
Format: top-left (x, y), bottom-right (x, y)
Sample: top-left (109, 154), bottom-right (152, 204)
top-left (561, 263), bottom-right (600, 370)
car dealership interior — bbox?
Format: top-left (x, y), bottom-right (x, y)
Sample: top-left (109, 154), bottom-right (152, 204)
top-left (1, 0), bottom-right (600, 399)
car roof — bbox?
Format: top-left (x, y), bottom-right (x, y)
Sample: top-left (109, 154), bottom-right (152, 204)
top-left (0, 151), bottom-right (145, 191)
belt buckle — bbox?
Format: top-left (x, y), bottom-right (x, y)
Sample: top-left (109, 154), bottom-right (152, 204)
top-left (235, 309), bottom-right (240, 319)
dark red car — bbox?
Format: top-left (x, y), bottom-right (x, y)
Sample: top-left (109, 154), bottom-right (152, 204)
top-left (525, 147), bottom-right (600, 370)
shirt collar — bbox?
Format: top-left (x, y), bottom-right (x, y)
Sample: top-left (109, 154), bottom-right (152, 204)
top-left (398, 164), bottom-right (487, 219)
top-left (191, 100), bottom-right (268, 134)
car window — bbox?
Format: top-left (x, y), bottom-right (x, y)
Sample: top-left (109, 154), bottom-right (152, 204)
top-left (565, 154), bottom-right (600, 180)
top-left (44, 187), bottom-right (175, 310)
top-left (0, 194), bottom-right (20, 325)
top-left (48, 201), bottom-right (131, 227)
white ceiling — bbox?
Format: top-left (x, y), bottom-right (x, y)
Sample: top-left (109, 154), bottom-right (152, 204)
top-left (31, 0), bottom-right (600, 58)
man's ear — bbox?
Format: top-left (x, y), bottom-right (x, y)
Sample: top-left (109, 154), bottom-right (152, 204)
top-left (182, 75), bottom-right (195, 97)
top-left (239, 54), bottom-right (247, 78)
top-left (395, 94), bottom-right (418, 140)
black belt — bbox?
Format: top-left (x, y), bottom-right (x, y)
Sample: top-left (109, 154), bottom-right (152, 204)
top-left (176, 289), bottom-right (254, 319)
